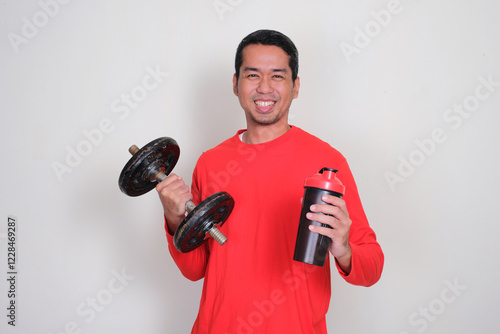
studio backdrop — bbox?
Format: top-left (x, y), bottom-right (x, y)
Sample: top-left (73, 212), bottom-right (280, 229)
top-left (1, 0), bottom-right (499, 333)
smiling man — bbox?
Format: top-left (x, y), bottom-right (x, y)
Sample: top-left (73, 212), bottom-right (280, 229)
top-left (156, 29), bottom-right (384, 334)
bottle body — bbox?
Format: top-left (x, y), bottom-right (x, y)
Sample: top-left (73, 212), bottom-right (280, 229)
top-left (293, 187), bottom-right (343, 266)
top-left (293, 168), bottom-right (345, 267)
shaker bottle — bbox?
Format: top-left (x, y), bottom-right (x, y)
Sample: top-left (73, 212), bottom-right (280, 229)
top-left (293, 167), bottom-right (345, 266)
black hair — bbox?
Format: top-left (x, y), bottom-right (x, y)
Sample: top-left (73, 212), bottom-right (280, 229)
top-left (234, 29), bottom-right (299, 82)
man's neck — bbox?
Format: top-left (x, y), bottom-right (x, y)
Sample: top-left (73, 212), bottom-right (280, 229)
top-left (242, 124), bottom-right (291, 144)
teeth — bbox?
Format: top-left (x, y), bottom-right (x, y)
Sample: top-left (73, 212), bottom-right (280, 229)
top-left (255, 101), bottom-right (275, 107)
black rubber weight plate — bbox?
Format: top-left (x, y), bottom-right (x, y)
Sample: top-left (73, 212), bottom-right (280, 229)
top-left (174, 192), bottom-right (234, 253)
top-left (119, 137), bottom-right (180, 197)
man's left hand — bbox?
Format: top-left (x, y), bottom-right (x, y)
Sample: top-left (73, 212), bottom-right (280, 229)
top-left (307, 195), bottom-right (352, 274)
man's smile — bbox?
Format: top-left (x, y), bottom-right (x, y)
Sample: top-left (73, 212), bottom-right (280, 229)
top-left (254, 99), bottom-right (277, 112)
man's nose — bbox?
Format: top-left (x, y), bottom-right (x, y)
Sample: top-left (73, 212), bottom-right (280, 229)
top-left (256, 76), bottom-right (274, 94)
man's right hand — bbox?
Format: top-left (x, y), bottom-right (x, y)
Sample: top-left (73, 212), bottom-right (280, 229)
top-left (156, 173), bottom-right (192, 235)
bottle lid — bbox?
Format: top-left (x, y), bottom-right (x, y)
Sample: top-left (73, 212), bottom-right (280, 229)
top-left (304, 167), bottom-right (345, 195)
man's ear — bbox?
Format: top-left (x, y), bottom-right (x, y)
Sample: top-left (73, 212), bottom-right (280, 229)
top-left (293, 76), bottom-right (300, 99)
top-left (232, 73), bottom-right (238, 96)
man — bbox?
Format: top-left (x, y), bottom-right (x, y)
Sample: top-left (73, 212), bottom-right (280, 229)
top-left (156, 29), bottom-right (384, 334)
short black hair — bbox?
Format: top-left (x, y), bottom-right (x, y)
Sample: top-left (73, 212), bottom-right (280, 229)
top-left (234, 29), bottom-right (299, 82)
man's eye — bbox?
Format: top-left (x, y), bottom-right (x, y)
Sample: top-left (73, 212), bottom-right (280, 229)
top-left (247, 74), bottom-right (258, 78)
top-left (273, 75), bottom-right (284, 79)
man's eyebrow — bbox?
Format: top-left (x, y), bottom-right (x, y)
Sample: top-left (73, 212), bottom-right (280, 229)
top-left (243, 67), bottom-right (259, 72)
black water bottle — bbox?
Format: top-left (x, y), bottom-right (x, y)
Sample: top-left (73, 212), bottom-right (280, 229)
top-left (293, 167), bottom-right (345, 266)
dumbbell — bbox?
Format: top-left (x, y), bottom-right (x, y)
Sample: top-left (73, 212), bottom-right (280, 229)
top-left (118, 137), bottom-right (234, 253)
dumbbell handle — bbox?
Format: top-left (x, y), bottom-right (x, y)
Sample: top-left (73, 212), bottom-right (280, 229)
top-left (129, 145), bottom-right (227, 246)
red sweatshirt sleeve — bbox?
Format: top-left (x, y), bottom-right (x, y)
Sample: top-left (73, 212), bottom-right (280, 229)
top-left (334, 160), bottom-right (384, 286)
top-left (165, 219), bottom-right (209, 281)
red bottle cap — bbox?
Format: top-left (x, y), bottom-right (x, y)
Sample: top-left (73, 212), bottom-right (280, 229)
top-left (304, 167), bottom-right (345, 195)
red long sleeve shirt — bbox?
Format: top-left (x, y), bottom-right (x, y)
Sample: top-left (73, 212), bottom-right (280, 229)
top-left (166, 126), bottom-right (383, 333)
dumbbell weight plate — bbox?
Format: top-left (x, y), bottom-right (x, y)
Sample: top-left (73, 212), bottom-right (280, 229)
top-left (119, 137), bottom-right (180, 197)
top-left (174, 191), bottom-right (234, 253)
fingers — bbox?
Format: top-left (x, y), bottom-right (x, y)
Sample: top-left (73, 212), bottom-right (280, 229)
top-left (155, 174), bottom-right (192, 231)
top-left (306, 195), bottom-right (349, 228)
top-left (156, 173), bottom-right (186, 192)
top-left (156, 174), bottom-right (190, 198)
top-left (317, 195), bottom-right (347, 215)
top-left (306, 195), bottom-right (351, 247)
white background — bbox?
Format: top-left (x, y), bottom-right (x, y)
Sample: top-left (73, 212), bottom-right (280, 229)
top-left (1, 0), bottom-right (499, 333)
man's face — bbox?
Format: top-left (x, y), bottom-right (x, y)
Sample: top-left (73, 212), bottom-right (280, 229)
top-left (233, 44), bottom-right (300, 128)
